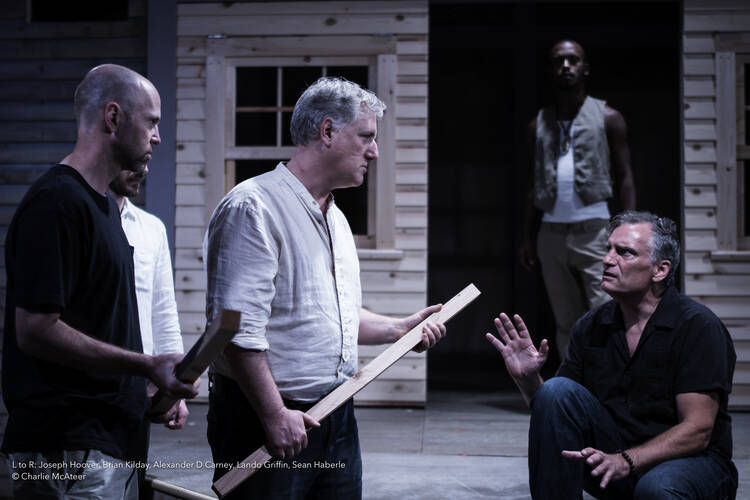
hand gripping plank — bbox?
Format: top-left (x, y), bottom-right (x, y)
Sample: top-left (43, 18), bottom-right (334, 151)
top-left (212, 284), bottom-right (480, 498)
top-left (150, 309), bottom-right (241, 415)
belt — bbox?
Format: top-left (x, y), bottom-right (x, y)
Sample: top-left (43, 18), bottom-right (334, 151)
top-left (541, 218), bottom-right (609, 234)
top-left (209, 373), bottom-right (320, 412)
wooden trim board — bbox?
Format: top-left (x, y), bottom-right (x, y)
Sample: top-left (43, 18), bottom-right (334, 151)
top-left (212, 284), bottom-right (481, 497)
top-left (150, 309), bottom-right (241, 415)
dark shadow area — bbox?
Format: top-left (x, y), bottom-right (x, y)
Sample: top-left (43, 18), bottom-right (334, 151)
top-left (427, 1), bottom-right (681, 393)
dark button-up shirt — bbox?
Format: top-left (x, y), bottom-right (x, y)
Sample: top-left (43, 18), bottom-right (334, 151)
top-left (557, 286), bottom-right (736, 470)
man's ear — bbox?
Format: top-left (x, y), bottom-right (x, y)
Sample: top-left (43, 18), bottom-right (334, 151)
top-left (319, 117), bottom-right (334, 148)
top-left (104, 101), bottom-right (121, 134)
top-left (652, 260), bottom-right (671, 285)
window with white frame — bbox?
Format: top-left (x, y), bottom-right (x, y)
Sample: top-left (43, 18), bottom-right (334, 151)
top-left (222, 57), bottom-right (390, 248)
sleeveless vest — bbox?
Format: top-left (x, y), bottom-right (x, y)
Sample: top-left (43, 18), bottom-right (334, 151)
top-left (533, 96), bottom-right (613, 212)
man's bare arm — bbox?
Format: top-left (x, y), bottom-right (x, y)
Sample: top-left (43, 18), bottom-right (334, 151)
top-left (16, 307), bottom-right (197, 399)
top-left (604, 107), bottom-right (636, 211)
top-left (563, 391), bottom-right (719, 488)
top-left (358, 305), bottom-right (446, 351)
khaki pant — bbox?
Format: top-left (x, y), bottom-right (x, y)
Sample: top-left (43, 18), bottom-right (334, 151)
top-left (537, 219), bottom-right (610, 358)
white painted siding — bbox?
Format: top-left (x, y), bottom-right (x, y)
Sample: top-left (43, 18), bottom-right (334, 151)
top-left (683, 0), bottom-right (750, 408)
top-left (175, 1), bottom-right (430, 405)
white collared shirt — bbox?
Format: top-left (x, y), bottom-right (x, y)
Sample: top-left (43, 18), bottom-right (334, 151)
top-left (205, 163), bottom-right (361, 402)
top-left (120, 199), bottom-right (183, 356)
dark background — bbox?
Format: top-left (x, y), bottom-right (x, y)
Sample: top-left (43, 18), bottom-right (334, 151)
top-left (427, 1), bottom-right (681, 391)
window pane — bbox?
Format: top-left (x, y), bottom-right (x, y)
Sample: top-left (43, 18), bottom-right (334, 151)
top-left (333, 176), bottom-right (369, 235)
top-left (237, 67), bottom-right (276, 107)
top-left (282, 67), bottom-right (323, 106)
top-left (327, 66), bottom-right (369, 89)
top-left (236, 112), bottom-right (276, 146)
top-left (235, 159), bottom-right (282, 185)
top-left (282, 111), bottom-right (294, 146)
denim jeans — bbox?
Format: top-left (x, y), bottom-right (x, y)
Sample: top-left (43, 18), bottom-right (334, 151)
top-left (207, 374), bottom-right (362, 500)
top-left (528, 377), bottom-right (737, 500)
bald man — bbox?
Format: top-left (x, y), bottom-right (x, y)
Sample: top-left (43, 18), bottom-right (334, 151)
top-left (2, 64), bottom-right (197, 499)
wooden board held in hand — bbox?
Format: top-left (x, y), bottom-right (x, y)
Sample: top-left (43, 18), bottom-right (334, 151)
top-left (150, 309), bottom-right (241, 415)
top-left (212, 284), bottom-right (480, 498)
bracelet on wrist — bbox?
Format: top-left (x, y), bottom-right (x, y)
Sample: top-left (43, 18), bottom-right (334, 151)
top-left (619, 450), bottom-right (635, 477)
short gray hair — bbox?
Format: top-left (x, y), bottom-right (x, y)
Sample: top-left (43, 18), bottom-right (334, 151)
top-left (609, 211), bottom-right (680, 288)
top-left (289, 77), bottom-right (386, 146)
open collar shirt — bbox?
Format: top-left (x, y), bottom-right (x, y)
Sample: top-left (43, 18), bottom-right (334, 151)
top-left (120, 199), bottom-right (183, 356)
top-left (206, 163), bottom-right (361, 402)
top-left (557, 286), bottom-right (736, 468)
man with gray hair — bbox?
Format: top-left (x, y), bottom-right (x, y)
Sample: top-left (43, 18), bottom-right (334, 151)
top-left (488, 211), bottom-right (737, 499)
top-left (205, 77), bottom-right (447, 498)
top-left (2, 64), bottom-right (197, 499)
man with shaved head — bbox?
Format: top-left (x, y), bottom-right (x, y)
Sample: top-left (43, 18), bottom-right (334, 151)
top-left (2, 64), bottom-right (197, 499)
top-left (520, 40), bottom-right (636, 360)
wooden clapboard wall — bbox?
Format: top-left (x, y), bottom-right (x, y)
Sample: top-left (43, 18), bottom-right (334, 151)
top-left (683, 0), bottom-right (750, 408)
top-left (0, 0), bottom-right (149, 494)
top-left (174, 1), bottom-right (430, 404)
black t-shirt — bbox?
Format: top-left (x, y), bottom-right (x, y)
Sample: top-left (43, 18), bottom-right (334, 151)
top-left (2, 164), bottom-right (148, 460)
top-left (557, 286), bottom-right (736, 473)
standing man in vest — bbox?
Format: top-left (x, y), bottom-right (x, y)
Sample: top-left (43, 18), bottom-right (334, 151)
top-left (519, 40), bottom-right (636, 358)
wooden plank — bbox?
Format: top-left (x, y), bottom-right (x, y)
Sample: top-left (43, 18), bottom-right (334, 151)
top-left (0, 164), bottom-right (49, 184)
top-left (176, 185), bottom-right (205, 206)
top-left (212, 284), bottom-right (481, 498)
top-left (715, 32), bottom-right (750, 52)
top-left (396, 147), bottom-right (427, 163)
top-left (684, 98), bottom-right (715, 119)
top-left (395, 102), bottom-right (427, 119)
top-left (0, 121), bottom-right (76, 143)
top-left (396, 124), bottom-right (427, 141)
top-left (175, 203), bottom-right (205, 226)
top-left (176, 163), bottom-right (206, 185)
top-left (0, 38), bottom-right (145, 59)
top-left (175, 248), bottom-right (204, 270)
top-left (684, 77), bottom-right (714, 97)
top-left (684, 13), bottom-right (750, 32)
top-left (178, 14), bottom-right (428, 37)
top-left (684, 251), bottom-right (750, 274)
top-left (715, 52), bottom-right (737, 250)
top-left (150, 309), bottom-right (240, 414)
top-left (176, 99), bottom-right (205, 120)
top-left (684, 122), bottom-right (716, 141)
top-left (683, 54), bottom-right (714, 76)
top-left (395, 191), bottom-right (427, 207)
top-left (176, 290), bottom-right (206, 313)
top-left (696, 297), bottom-right (750, 319)
top-left (178, 1), bottom-right (428, 16)
top-left (147, 477), bottom-right (216, 500)
top-left (175, 270), bottom-right (207, 291)
top-left (375, 54), bottom-right (397, 249)
top-left (0, 142), bottom-right (70, 164)
top-left (396, 40), bottom-right (428, 55)
top-left (355, 378), bottom-right (425, 404)
top-left (175, 227), bottom-right (204, 248)
top-left (685, 208), bottom-right (717, 229)
top-left (684, 141), bottom-right (716, 163)
top-left (0, 19), bottom-right (145, 39)
top-left (683, 33), bottom-right (715, 53)
top-left (0, 59), bottom-right (143, 80)
top-left (359, 249), bottom-right (426, 272)
top-left (178, 312), bottom-right (206, 335)
top-left (360, 270), bottom-right (425, 293)
top-left (684, 185), bottom-right (717, 207)
top-left (396, 167), bottom-right (427, 184)
top-left (395, 210), bottom-right (427, 230)
top-left (356, 356), bottom-right (425, 380)
top-left (0, 102), bottom-right (74, 121)
top-left (0, 185), bottom-right (30, 205)
top-left (684, 163), bottom-right (716, 184)
top-left (176, 142), bottom-right (205, 163)
top-left (176, 120), bottom-right (204, 142)
top-left (685, 274), bottom-right (750, 296)
top-left (177, 79), bottom-right (206, 99)
top-left (206, 35), bottom-right (396, 57)
top-left (685, 229), bottom-right (718, 251)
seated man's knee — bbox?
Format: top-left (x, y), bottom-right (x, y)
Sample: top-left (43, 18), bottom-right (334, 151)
top-left (531, 377), bottom-right (583, 411)
top-left (633, 472), bottom-right (681, 500)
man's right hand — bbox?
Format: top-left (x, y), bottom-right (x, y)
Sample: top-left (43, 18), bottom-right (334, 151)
top-left (147, 353), bottom-right (199, 399)
top-left (263, 407), bottom-right (320, 459)
top-left (519, 239), bottom-right (536, 270)
top-left (486, 313), bottom-right (548, 380)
